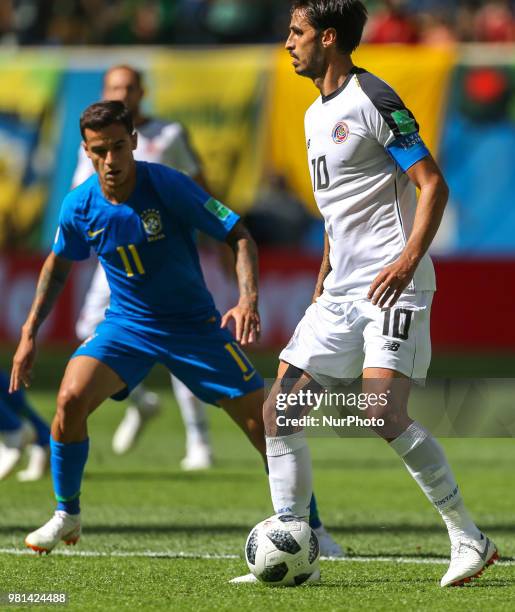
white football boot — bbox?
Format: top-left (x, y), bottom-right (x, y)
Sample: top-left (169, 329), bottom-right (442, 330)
top-left (25, 511), bottom-right (81, 554)
top-left (440, 533), bottom-right (498, 587)
top-left (112, 390), bottom-right (160, 455)
top-left (17, 445), bottom-right (50, 482)
top-left (229, 568), bottom-right (321, 584)
top-left (315, 525), bottom-right (345, 558)
top-left (0, 421), bottom-right (36, 480)
top-left (180, 443), bottom-right (213, 471)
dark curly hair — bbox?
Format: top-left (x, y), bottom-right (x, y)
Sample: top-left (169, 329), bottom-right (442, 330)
top-left (80, 100), bottom-right (134, 140)
top-left (291, 0), bottom-right (368, 53)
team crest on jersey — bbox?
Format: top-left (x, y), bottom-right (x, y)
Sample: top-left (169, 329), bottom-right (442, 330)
top-left (141, 209), bottom-right (165, 242)
top-left (332, 121), bottom-right (349, 144)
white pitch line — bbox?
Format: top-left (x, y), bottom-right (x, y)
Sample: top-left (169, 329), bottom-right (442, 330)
top-left (0, 548), bottom-right (238, 559)
top-left (0, 548), bottom-right (513, 566)
top-left (326, 556), bottom-right (515, 567)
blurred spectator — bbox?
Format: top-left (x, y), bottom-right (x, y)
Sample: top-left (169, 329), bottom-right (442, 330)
top-left (203, 0), bottom-right (284, 44)
top-left (11, 0), bottom-right (55, 44)
top-left (405, 0), bottom-right (458, 12)
top-left (244, 173), bottom-right (313, 248)
top-left (104, 0), bottom-right (176, 45)
top-left (174, 0), bottom-right (214, 44)
top-left (418, 12), bottom-right (458, 45)
top-left (366, 0), bottom-right (420, 44)
top-left (455, 5), bottom-right (477, 42)
top-left (0, 0), bottom-right (514, 46)
top-left (474, 1), bottom-right (515, 43)
top-left (0, 1), bottom-right (14, 43)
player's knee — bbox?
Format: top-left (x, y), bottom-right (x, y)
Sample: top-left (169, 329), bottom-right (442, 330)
top-left (363, 402), bottom-right (412, 441)
top-left (56, 386), bottom-right (89, 430)
top-left (364, 395), bottom-right (408, 422)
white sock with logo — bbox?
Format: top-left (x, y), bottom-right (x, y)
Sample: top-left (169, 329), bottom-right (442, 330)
top-left (266, 432), bottom-right (312, 520)
top-left (390, 421), bottom-right (481, 544)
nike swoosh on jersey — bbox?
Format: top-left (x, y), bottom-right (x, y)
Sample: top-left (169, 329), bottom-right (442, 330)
top-left (87, 228), bottom-right (106, 238)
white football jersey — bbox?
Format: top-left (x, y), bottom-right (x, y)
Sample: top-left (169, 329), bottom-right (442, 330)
top-left (305, 67), bottom-right (436, 302)
top-left (72, 118), bottom-right (201, 187)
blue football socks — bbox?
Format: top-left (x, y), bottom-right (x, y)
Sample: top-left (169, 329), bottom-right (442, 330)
top-left (50, 437), bottom-right (90, 515)
top-left (0, 402), bottom-right (23, 432)
top-left (0, 370), bottom-right (50, 446)
top-left (21, 407), bottom-right (50, 447)
top-left (309, 493), bottom-right (322, 530)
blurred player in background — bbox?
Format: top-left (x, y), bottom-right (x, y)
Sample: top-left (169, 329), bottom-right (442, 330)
top-left (251, 0), bottom-right (497, 588)
top-left (0, 370), bottom-right (50, 481)
top-left (11, 101), bottom-right (341, 557)
top-left (73, 65), bottom-right (212, 470)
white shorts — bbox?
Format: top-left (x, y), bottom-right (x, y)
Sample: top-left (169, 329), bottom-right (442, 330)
top-left (279, 292), bottom-right (433, 386)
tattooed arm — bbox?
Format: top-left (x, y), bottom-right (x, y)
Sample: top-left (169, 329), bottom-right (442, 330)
top-left (312, 231), bottom-right (331, 302)
top-left (221, 221), bottom-right (260, 346)
top-left (10, 252), bottom-right (73, 392)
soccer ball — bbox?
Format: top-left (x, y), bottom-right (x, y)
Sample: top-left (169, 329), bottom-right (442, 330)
top-left (245, 513), bottom-right (320, 586)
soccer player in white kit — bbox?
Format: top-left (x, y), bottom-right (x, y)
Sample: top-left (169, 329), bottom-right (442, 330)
top-left (261, 0), bottom-right (497, 587)
top-left (73, 65), bottom-right (213, 470)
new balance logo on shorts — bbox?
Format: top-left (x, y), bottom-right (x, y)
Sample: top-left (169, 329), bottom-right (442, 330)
top-left (382, 341), bottom-right (401, 352)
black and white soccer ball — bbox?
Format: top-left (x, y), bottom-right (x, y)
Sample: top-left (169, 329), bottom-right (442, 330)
top-left (245, 513), bottom-right (320, 586)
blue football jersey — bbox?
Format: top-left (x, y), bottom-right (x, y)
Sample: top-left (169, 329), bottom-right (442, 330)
top-left (53, 161), bottom-right (240, 325)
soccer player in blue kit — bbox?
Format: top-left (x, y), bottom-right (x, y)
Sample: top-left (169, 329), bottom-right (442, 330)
top-left (0, 370), bottom-right (50, 481)
top-left (10, 100), bottom-right (341, 556)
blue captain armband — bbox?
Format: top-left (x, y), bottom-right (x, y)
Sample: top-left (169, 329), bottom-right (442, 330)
top-left (386, 132), bottom-right (430, 173)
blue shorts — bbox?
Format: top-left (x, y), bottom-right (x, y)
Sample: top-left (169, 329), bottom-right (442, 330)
top-left (73, 316), bottom-right (264, 405)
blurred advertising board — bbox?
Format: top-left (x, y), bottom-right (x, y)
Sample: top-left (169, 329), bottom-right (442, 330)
top-left (1, 251), bottom-right (514, 350)
top-left (3, 45), bottom-right (507, 256)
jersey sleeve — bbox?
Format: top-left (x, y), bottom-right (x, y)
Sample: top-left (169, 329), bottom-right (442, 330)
top-left (160, 124), bottom-right (202, 177)
top-left (151, 165), bottom-right (240, 241)
top-left (52, 195), bottom-right (90, 261)
top-left (359, 73), bottom-right (430, 172)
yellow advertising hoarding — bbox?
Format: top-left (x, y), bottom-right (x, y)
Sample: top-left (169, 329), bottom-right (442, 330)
top-left (151, 47), bottom-right (273, 210)
top-left (0, 55), bottom-right (61, 245)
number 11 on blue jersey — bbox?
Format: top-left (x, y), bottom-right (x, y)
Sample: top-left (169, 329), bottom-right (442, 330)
top-left (116, 245), bottom-right (145, 277)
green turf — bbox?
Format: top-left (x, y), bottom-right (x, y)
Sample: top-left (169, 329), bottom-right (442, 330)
top-left (0, 390), bottom-right (514, 611)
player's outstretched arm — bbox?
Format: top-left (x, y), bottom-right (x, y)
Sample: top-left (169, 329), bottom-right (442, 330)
top-left (368, 156), bottom-right (449, 308)
top-left (221, 221), bottom-right (260, 346)
top-left (312, 231), bottom-right (331, 303)
top-left (10, 253), bottom-right (73, 393)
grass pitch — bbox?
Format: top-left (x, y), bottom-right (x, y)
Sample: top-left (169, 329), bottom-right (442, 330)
top-left (0, 386), bottom-right (514, 611)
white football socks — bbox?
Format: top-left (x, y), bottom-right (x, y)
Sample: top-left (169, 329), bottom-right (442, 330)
top-left (128, 383), bottom-right (150, 407)
top-left (266, 432), bottom-right (312, 520)
top-left (390, 421), bottom-right (481, 544)
top-left (171, 376), bottom-right (210, 451)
